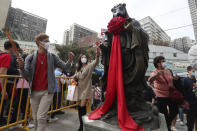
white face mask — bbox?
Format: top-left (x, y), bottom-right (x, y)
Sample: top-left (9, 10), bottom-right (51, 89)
top-left (81, 58), bottom-right (87, 64)
top-left (161, 62), bottom-right (167, 68)
top-left (43, 42), bottom-right (50, 50)
top-left (41, 42), bottom-right (50, 50)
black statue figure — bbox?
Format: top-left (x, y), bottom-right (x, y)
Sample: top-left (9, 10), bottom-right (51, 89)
top-left (89, 3), bottom-right (160, 130)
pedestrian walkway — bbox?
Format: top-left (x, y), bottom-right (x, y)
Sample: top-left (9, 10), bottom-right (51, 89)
top-left (44, 110), bottom-right (79, 131)
top-left (6, 109), bottom-right (187, 131)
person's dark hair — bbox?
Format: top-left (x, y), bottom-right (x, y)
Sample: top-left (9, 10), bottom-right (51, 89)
top-left (77, 54), bottom-right (88, 72)
top-left (15, 42), bottom-right (22, 52)
top-left (187, 66), bottom-right (193, 72)
top-left (4, 41), bottom-right (12, 50)
top-left (153, 56), bottom-right (165, 68)
top-left (35, 33), bottom-right (49, 46)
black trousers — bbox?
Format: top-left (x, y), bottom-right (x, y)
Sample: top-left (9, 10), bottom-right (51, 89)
top-left (187, 108), bottom-right (197, 131)
top-left (51, 92), bottom-right (61, 118)
top-left (11, 88), bottom-right (28, 123)
top-left (0, 83), bottom-right (14, 117)
top-left (156, 97), bottom-right (179, 131)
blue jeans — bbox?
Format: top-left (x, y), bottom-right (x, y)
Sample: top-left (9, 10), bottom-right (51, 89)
top-left (178, 108), bottom-right (184, 121)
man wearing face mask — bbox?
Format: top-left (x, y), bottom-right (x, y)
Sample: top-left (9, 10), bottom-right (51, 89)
top-left (180, 66), bottom-right (197, 131)
top-left (17, 33), bottom-right (74, 131)
top-left (148, 56), bottom-right (178, 131)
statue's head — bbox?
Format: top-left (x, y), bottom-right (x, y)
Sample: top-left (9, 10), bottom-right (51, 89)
top-left (111, 3), bottom-right (128, 18)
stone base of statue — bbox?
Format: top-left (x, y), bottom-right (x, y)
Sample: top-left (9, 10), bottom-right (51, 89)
top-left (83, 113), bottom-right (167, 131)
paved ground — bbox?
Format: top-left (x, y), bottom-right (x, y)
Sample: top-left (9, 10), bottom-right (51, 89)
top-left (44, 110), bottom-right (79, 131)
top-left (3, 109), bottom-right (188, 131)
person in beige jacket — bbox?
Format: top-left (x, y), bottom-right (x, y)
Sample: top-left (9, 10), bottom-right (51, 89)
top-left (74, 47), bottom-right (100, 131)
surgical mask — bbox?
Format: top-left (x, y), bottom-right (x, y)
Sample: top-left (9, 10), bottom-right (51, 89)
top-left (81, 58), bottom-right (87, 64)
top-left (162, 62), bottom-right (167, 68)
top-left (41, 42), bottom-right (50, 50)
top-left (192, 72), bottom-right (196, 77)
top-left (43, 42), bottom-right (50, 50)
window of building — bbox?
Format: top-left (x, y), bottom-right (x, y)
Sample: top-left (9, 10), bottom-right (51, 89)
top-left (153, 52), bottom-right (156, 57)
top-left (160, 52), bottom-right (164, 56)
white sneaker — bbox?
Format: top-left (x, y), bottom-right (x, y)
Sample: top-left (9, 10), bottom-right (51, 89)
top-left (176, 118), bottom-right (180, 122)
top-left (48, 117), bottom-right (59, 123)
top-left (171, 126), bottom-right (178, 131)
top-left (27, 123), bottom-right (35, 129)
top-left (180, 121), bottom-right (184, 126)
top-left (9, 124), bottom-right (19, 130)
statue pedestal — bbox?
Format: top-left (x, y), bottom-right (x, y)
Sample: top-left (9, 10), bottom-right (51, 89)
top-left (83, 113), bottom-right (168, 131)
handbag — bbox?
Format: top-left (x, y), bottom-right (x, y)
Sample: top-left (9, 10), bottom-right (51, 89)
top-left (169, 87), bottom-right (184, 104)
top-left (66, 85), bottom-right (76, 101)
top-left (161, 72), bottom-right (184, 104)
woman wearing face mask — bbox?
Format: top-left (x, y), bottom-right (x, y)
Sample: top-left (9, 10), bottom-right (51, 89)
top-left (74, 47), bottom-right (100, 131)
top-left (148, 56), bottom-right (178, 131)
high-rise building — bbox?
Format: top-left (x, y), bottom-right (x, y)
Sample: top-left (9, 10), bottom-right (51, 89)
top-left (139, 16), bottom-right (171, 45)
top-left (188, 0), bottom-right (197, 41)
top-left (63, 29), bottom-right (70, 45)
top-left (5, 7), bottom-right (47, 41)
top-left (0, 0), bottom-right (11, 29)
top-left (171, 36), bottom-right (195, 53)
top-left (63, 23), bottom-right (97, 45)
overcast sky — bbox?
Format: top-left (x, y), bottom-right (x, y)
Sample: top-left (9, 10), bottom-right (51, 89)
top-left (12, 0), bottom-right (195, 44)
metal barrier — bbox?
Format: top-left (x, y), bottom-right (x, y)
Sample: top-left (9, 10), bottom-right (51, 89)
top-left (0, 75), bottom-right (30, 131)
top-left (48, 76), bottom-right (78, 115)
top-left (48, 76), bottom-right (91, 114)
top-left (0, 75), bottom-right (91, 131)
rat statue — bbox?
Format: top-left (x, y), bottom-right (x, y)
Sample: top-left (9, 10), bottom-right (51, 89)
top-left (89, 3), bottom-right (160, 131)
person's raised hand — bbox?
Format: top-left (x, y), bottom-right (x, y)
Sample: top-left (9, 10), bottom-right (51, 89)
top-left (68, 52), bottom-right (75, 62)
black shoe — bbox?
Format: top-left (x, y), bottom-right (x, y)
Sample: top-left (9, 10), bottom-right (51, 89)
top-left (0, 117), bottom-right (7, 126)
top-left (55, 111), bottom-right (65, 115)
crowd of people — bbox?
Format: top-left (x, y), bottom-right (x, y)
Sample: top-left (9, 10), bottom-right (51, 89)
top-left (147, 55), bottom-right (197, 131)
top-left (0, 33), bottom-right (101, 131)
top-left (0, 32), bottom-right (197, 131)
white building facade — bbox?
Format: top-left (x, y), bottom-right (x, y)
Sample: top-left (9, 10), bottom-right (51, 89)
top-left (139, 16), bottom-right (171, 44)
top-left (171, 36), bottom-right (195, 53)
top-left (63, 23), bottom-right (97, 45)
top-left (188, 0), bottom-right (197, 41)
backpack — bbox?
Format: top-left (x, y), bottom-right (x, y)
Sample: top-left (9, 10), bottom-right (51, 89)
top-left (7, 54), bottom-right (19, 77)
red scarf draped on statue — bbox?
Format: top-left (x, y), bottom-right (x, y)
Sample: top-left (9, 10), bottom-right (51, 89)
top-left (88, 17), bottom-right (144, 131)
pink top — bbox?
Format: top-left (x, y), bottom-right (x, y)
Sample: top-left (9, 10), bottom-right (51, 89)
top-left (148, 69), bottom-right (173, 98)
top-left (17, 78), bottom-right (30, 89)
